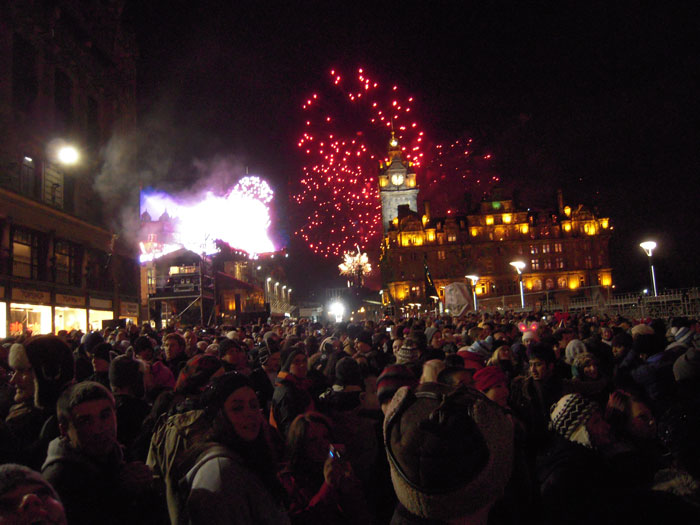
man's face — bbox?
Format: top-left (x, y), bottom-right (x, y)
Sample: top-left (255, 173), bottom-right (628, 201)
top-left (9, 366), bottom-right (35, 404)
top-left (223, 345), bottom-right (248, 370)
top-left (431, 331), bottom-right (443, 349)
top-left (64, 399), bottom-right (117, 458)
top-left (264, 352), bottom-right (281, 373)
top-left (0, 481), bottom-right (67, 525)
top-left (613, 344), bottom-right (627, 359)
top-left (184, 331), bottom-right (196, 347)
top-left (163, 338), bottom-right (183, 361)
top-left (529, 358), bottom-right (553, 381)
top-left (356, 341), bottom-right (371, 354)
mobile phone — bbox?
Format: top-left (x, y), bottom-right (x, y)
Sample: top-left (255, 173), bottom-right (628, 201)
top-left (328, 444), bottom-right (342, 460)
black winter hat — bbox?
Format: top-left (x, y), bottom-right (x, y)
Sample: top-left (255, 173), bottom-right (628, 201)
top-left (201, 372), bottom-right (251, 411)
top-left (356, 331), bottom-right (373, 347)
top-left (23, 336), bottom-right (75, 410)
top-left (335, 356), bottom-right (363, 387)
top-left (109, 353), bottom-right (144, 397)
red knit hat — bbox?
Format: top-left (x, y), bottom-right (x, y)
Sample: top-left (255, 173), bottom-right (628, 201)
top-left (472, 366), bottom-right (507, 393)
top-left (457, 349), bottom-right (485, 371)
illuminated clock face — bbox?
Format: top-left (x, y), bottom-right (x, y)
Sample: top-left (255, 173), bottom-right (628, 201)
top-left (391, 173), bottom-right (404, 186)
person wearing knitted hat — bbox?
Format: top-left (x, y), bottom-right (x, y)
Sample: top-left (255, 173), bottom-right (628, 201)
top-left (473, 366), bottom-right (509, 408)
top-left (384, 383), bottom-right (514, 523)
top-left (536, 393), bottom-right (615, 523)
top-left (271, 350), bottom-right (315, 436)
top-left (175, 354), bottom-right (225, 395)
top-left (0, 463), bottom-right (66, 524)
top-left (376, 364), bottom-right (417, 414)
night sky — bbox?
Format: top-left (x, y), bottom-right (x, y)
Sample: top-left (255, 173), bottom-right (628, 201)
top-left (124, 1), bottom-right (700, 299)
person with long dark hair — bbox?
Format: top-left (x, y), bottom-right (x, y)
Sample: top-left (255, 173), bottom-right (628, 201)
top-left (183, 373), bottom-right (289, 525)
top-left (278, 411), bottom-right (370, 525)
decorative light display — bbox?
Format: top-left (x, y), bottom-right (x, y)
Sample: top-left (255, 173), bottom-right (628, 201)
top-left (338, 246), bottom-right (372, 287)
top-left (292, 68), bottom-right (426, 257)
top-left (139, 176), bottom-right (276, 262)
top-left (422, 135), bottom-right (500, 215)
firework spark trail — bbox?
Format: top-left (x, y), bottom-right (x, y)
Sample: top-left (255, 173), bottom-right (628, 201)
top-left (422, 136), bottom-right (500, 215)
top-left (292, 68), bottom-right (427, 258)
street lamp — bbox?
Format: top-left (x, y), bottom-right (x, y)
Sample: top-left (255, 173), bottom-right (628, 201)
top-left (639, 241), bottom-right (658, 297)
top-left (465, 275), bottom-right (479, 312)
top-left (510, 261), bottom-right (526, 309)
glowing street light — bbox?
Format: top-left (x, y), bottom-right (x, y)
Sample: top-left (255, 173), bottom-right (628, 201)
top-left (639, 241), bottom-right (658, 297)
top-left (510, 261), bottom-right (526, 309)
top-left (57, 145), bottom-right (79, 165)
top-left (465, 275), bottom-right (479, 312)
top-left (328, 301), bottom-right (345, 322)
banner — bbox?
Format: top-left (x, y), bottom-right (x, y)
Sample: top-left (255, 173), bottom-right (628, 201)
top-left (444, 282), bottom-right (471, 316)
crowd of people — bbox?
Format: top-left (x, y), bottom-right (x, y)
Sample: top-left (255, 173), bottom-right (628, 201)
top-left (1, 310), bottom-right (699, 524)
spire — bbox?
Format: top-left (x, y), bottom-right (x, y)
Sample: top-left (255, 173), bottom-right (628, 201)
top-left (388, 130), bottom-right (402, 162)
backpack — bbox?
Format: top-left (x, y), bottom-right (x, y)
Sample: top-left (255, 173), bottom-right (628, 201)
top-left (146, 409), bottom-right (212, 524)
top-left (176, 444), bottom-right (235, 525)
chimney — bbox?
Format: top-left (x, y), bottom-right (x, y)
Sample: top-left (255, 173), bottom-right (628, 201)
top-left (424, 200), bottom-right (431, 222)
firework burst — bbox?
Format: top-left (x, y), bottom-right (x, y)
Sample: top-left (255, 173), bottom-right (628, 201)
top-left (292, 68), bottom-right (427, 258)
top-left (422, 135), bottom-right (500, 215)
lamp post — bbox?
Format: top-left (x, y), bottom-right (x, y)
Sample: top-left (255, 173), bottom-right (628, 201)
top-left (465, 275), bottom-right (479, 312)
top-left (510, 261), bottom-right (526, 309)
top-left (639, 241), bottom-right (658, 297)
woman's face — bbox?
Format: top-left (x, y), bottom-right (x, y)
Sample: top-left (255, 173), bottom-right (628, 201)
top-left (583, 360), bottom-right (599, 380)
top-left (303, 421), bottom-right (331, 464)
top-left (224, 387), bottom-right (261, 442)
top-left (485, 382), bottom-right (509, 407)
top-left (289, 354), bottom-right (308, 379)
top-left (627, 400), bottom-right (656, 441)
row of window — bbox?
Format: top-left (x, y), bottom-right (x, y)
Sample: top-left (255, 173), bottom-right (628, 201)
top-left (7, 227), bottom-right (110, 290)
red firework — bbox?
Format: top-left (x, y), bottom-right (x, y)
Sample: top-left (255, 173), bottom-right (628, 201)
top-left (422, 136), bottom-right (500, 216)
top-left (292, 68), bottom-right (427, 258)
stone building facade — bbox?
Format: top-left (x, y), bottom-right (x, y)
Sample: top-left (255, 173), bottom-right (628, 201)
top-left (0, 1), bottom-right (140, 336)
top-left (379, 142), bottom-right (613, 311)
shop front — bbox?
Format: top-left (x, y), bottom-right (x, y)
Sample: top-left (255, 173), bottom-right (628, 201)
top-left (10, 288), bottom-right (52, 336)
top-left (88, 297), bottom-right (114, 331)
top-left (55, 293), bottom-right (87, 334)
top-left (119, 300), bottom-right (139, 325)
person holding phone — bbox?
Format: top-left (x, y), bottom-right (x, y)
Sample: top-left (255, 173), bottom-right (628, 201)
top-left (279, 412), bottom-right (372, 524)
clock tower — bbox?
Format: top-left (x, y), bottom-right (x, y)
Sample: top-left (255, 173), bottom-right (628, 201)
top-left (378, 132), bottom-right (419, 234)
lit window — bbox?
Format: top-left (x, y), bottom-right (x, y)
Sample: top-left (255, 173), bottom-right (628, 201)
top-left (555, 257), bottom-right (565, 269)
top-left (437, 250), bottom-right (446, 260)
top-left (554, 243), bottom-right (563, 253)
top-left (502, 214), bottom-right (512, 224)
top-left (447, 233), bottom-right (457, 242)
top-left (521, 224), bottom-right (529, 234)
top-left (544, 259), bottom-right (552, 270)
top-left (542, 244), bottom-right (550, 253)
top-left (485, 216), bottom-right (494, 225)
top-left (533, 279), bottom-right (543, 291)
top-left (471, 228), bottom-right (478, 237)
top-left (531, 259), bottom-right (540, 270)
top-left (530, 245), bottom-right (538, 255)
top-left (558, 277), bottom-right (567, 289)
top-left (563, 223), bottom-right (571, 232)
